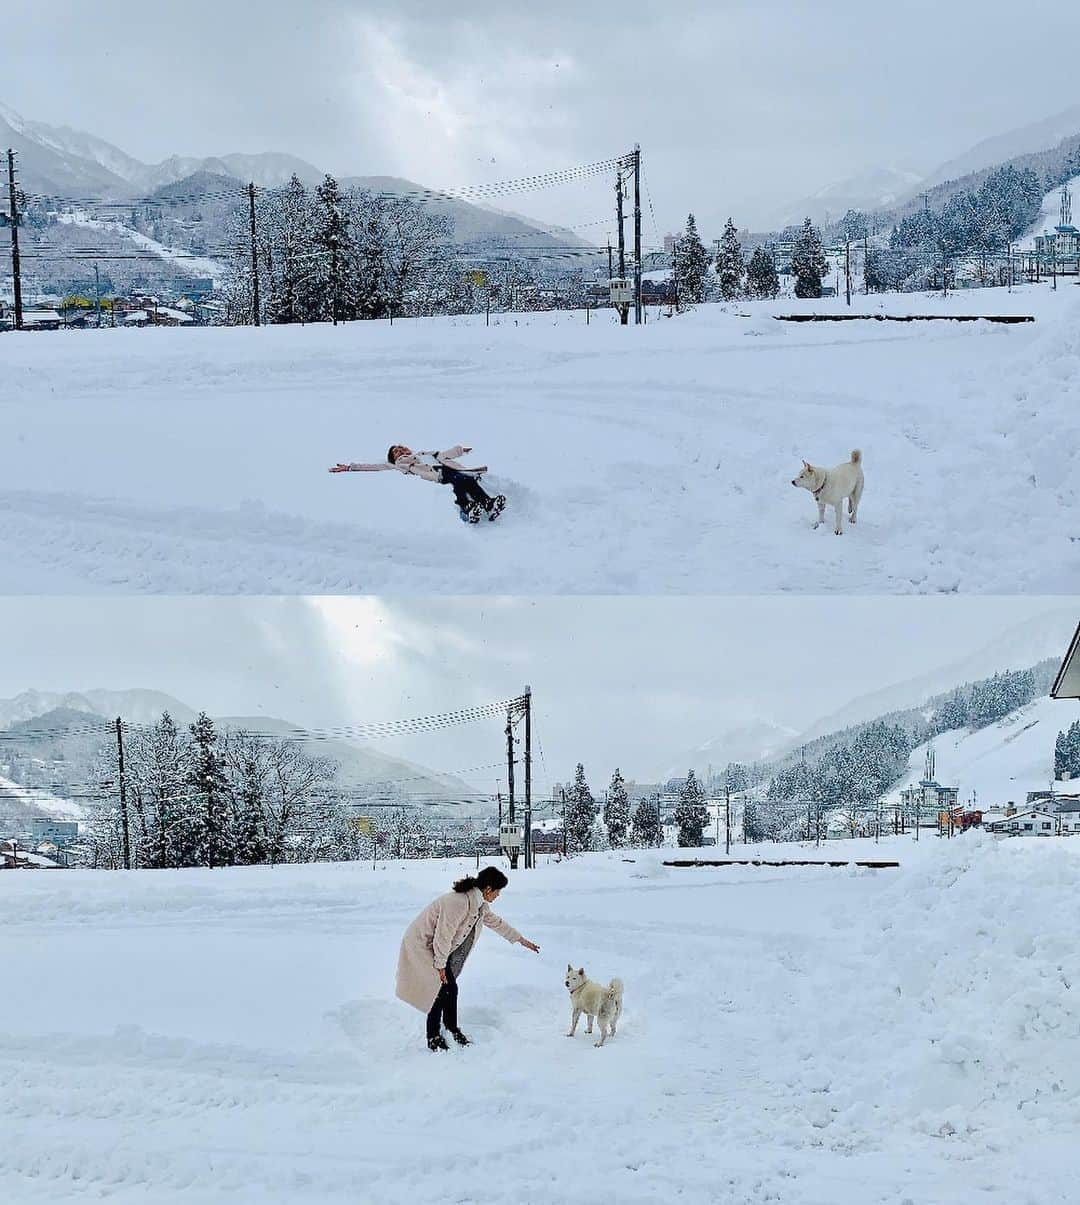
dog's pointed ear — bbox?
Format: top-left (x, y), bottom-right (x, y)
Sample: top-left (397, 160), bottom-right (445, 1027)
top-left (578, 967), bottom-right (585, 976)
top-left (566, 963), bottom-right (572, 971)
top-left (802, 459), bottom-right (811, 469)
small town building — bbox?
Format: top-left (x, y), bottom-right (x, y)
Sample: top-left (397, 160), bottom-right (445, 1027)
top-left (984, 809), bottom-right (1059, 837)
top-left (900, 749), bottom-right (958, 817)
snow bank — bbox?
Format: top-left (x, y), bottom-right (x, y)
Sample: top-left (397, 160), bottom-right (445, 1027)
top-left (1, 839), bottom-right (1077, 1203)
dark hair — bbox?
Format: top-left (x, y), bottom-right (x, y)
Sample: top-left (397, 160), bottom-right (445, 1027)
top-left (453, 866), bottom-right (509, 894)
top-left (387, 446), bottom-right (400, 464)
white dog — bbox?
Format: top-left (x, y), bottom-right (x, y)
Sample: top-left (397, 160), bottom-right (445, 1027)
top-left (791, 449), bottom-right (864, 535)
top-left (565, 965), bottom-right (624, 1048)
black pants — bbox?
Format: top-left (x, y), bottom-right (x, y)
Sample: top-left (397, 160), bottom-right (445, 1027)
top-left (439, 466), bottom-right (492, 512)
top-left (426, 966), bottom-right (458, 1039)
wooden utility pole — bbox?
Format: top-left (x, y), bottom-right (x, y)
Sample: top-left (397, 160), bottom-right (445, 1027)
top-left (7, 149), bottom-right (24, 331)
top-left (845, 240), bottom-right (852, 306)
top-left (725, 784), bottom-right (731, 855)
top-left (632, 144), bottom-right (643, 325)
top-left (116, 717), bottom-right (131, 870)
top-left (523, 688), bottom-right (533, 869)
top-left (247, 182), bottom-right (260, 326)
top-left (506, 707), bottom-right (518, 869)
top-left (615, 172), bottom-right (628, 326)
top-left (94, 264), bottom-right (102, 328)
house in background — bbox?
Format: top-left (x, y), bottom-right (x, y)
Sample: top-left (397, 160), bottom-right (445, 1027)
top-left (984, 809), bottom-right (1059, 837)
top-left (900, 748), bottom-right (959, 818)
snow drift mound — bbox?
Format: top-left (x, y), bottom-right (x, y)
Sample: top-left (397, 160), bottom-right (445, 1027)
top-left (841, 833), bottom-right (1079, 1142)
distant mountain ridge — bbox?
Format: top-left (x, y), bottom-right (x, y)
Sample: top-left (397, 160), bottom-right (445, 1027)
top-left (0, 688), bottom-right (474, 803)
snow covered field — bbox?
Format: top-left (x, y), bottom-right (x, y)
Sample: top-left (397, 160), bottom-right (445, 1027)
top-left (2, 286), bottom-right (1078, 594)
top-left (2, 838), bottom-right (1078, 1204)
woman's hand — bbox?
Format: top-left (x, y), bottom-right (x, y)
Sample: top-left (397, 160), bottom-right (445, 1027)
top-left (437, 968), bottom-right (448, 984)
top-left (520, 939), bottom-right (540, 953)
top-left (329, 463), bottom-right (353, 473)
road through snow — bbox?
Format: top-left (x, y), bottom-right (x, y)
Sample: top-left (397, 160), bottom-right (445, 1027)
top-left (1, 289), bottom-right (1077, 593)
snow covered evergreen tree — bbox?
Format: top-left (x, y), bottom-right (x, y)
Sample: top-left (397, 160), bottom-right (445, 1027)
top-left (1056, 721), bottom-right (1080, 780)
top-left (674, 213), bottom-right (709, 304)
top-left (792, 218), bottom-right (828, 299)
top-left (266, 174), bottom-right (312, 325)
top-left (564, 763), bottom-right (598, 853)
top-left (631, 795), bottom-right (663, 847)
top-left (603, 768), bottom-right (630, 848)
top-left (674, 768), bottom-right (708, 847)
top-left (188, 712), bottom-right (227, 868)
top-left (746, 246), bottom-right (779, 299)
top-left (715, 218), bottom-right (745, 300)
top-left (311, 174), bottom-right (356, 324)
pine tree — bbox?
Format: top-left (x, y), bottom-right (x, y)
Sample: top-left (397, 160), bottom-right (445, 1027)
top-left (674, 768), bottom-right (708, 847)
top-left (792, 218), bottom-right (828, 299)
top-left (268, 174), bottom-right (311, 325)
top-left (564, 763), bottom-right (598, 853)
top-left (312, 175), bottom-right (355, 324)
top-left (189, 712), bottom-right (227, 868)
top-left (1056, 720), bottom-right (1080, 780)
top-left (631, 795), bottom-right (663, 847)
top-left (675, 213), bottom-right (709, 304)
top-left (715, 218), bottom-right (745, 300)
top-left (746, 247), bottom-right (780, 299)
top-left (604, 768), bottom-right (631, 848)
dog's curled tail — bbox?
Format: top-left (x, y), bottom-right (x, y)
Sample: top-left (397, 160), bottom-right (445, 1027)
top-left (850, 449), bottom-right (862, 464)
top-left (607, 978), bottom-right (624, 1001)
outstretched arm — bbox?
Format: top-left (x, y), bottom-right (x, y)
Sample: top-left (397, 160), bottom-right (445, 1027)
top-left (328, 462), bottom-right (394, 473)
top-left (483, 909), bottom-right (539, 952)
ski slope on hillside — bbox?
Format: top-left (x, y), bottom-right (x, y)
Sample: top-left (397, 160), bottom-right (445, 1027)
top-left (1, 288), bottom-right (1077, 594)
top-left (892, 694), bottom-right (1078, 807)
top-left (1, 842), bottom-right (1077, 1204)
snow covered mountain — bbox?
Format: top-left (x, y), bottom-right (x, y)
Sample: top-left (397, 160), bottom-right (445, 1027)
top-left (0, 689), bottom-right (475, 803)
top-left (760, 165), bottom-right (925, 231)
top-left (888, 694), bottom-right (1076, 810)
top-left (792, 609), bottom-right (1078, 751)
top-left (918, 103), bottom-right (1080, 195)
top-left (665, 717), bottom-right (801, 780)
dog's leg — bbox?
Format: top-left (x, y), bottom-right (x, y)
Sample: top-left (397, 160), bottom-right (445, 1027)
top-left (567, 1007), bottom-right (581, 1037)
top-left (595, 1020), bottom-right (608, 1048)
top-left (813, 500), bottom-right (825, 530)
top-left (850, 479), bottom-right (863, 524)
top-left (833, 503), bottom-right (843, 535)
top-left (586, 1013), bottom-right (594, 1034)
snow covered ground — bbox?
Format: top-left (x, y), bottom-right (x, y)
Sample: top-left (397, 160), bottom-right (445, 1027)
top-left (2, 839), bottom-right (1077, 1204)
top-left (2, 285), bottom-right (1078, 594)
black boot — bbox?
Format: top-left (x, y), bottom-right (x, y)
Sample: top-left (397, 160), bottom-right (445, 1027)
top-left (428, 1034), bottom-right (449, 1052)
top-left (448, 1028), bottom-right (471, 1047)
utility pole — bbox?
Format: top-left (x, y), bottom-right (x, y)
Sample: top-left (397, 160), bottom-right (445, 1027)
top-left (725, 784), bottom-right (731, 855)
top-left (863, 234), bottom-right (869, 295)
top-left (505, 707), bottom-right (518, 869)
top-left (247, 182), bottom-right (260, 327)
top-left (94, 264), bottom-right (102, 329)
top-left (524, 687), bottom-right (533, 870)
top-left (615, 171), bottom-right (628, 326)
top-left (116, 717), bottom-right (131, 871)
top-left (561, 788), bottom-right (567, 856)
top-left (845, 239), bottom-right (852, 306)
top-left (607, 239), bottom-right (613, 282)
top-left (7, 149), bottom-right (24, 331)
top-left (632, 144), bottom-right (643, 325)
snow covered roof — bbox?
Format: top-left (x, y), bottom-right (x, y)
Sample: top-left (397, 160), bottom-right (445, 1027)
top-left (1051, 622), bottom-right (1080, 698)
top-left (157, 307), bottom-right (194, 324)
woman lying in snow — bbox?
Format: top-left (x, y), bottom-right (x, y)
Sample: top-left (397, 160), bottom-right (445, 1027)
top-left (397, 866), bottom-right (540, 1051)
top-left (329, 444), bottom-right (506, 523)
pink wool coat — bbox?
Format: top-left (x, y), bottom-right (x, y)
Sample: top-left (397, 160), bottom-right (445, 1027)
top-left (396, 887), bottom-right (522, 1013)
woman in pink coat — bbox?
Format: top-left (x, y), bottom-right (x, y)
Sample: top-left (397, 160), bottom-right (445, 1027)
top-left (396, 866), bottom-right (540, 1051)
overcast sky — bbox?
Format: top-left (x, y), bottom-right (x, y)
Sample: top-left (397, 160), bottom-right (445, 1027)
top-left (0, 597), bottom-right (1074, 791)
top-left (6, 1), bottom-right (1080, 233)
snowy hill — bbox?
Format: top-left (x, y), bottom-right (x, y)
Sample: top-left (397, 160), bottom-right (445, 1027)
top-left (0, 689), bottom-right (475, 804)
top-left (665, 717), bottom-right (802, 780)
top-left (1015, 172), bottom-right (1080, 247)
top-left (889, 694), bottom-right (1078, 809)
top-left (793, 609), bottom-right (1079, 750)
top-left (760, 165), bottom-right (925, 231)
top-left (919, 103), bottom-right (1080, 194)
